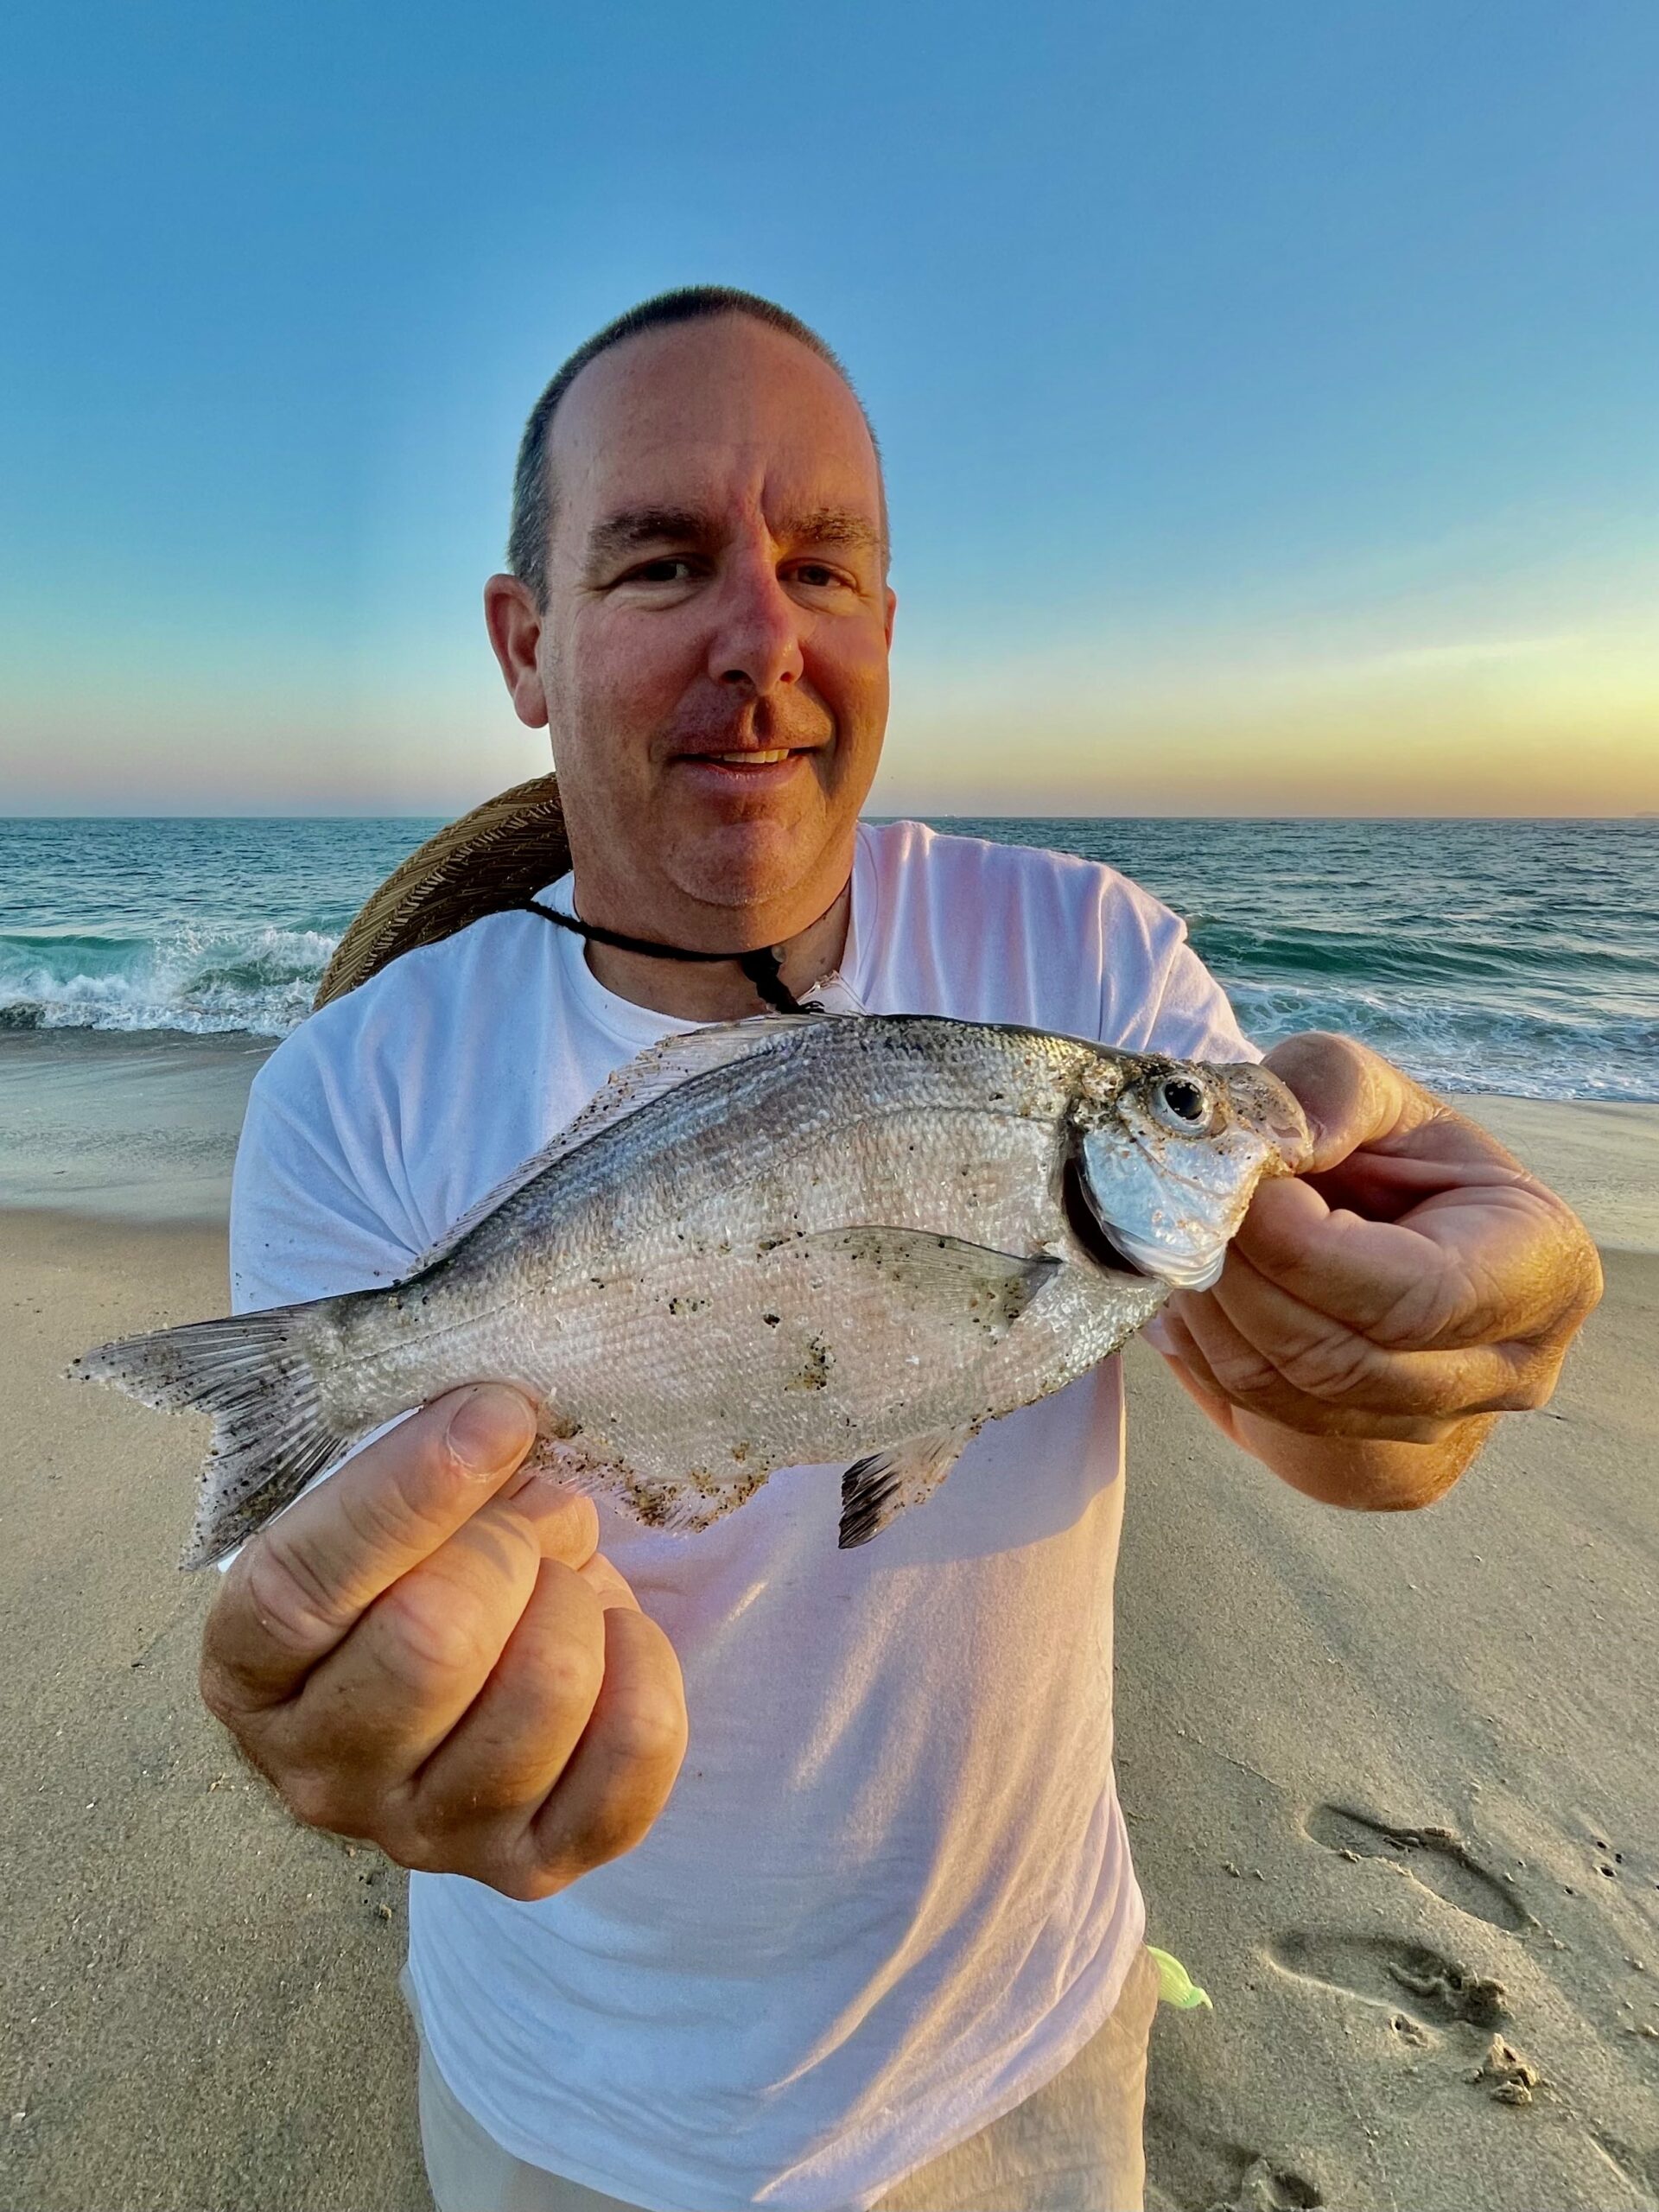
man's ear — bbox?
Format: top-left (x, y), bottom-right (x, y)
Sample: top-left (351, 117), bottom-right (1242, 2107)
top-left (883, 586), bottom-right (897, 651)
top-left (484, 574), bottom-right (551, 729)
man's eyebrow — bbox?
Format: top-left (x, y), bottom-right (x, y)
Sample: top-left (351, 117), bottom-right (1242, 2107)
top-left (582, 504), bottom-right (884, 571)
top-left (583, 507), bottom-right (711, 569)
top-left (782, 508), bottom-right (884, 556)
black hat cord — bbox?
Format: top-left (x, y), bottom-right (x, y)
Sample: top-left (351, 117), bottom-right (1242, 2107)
top-left (521, 898), bottom-right (808, 1014)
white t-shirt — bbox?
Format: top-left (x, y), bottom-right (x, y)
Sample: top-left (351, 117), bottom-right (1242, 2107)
top-left (230, 820), bottom-right (1254, 2212)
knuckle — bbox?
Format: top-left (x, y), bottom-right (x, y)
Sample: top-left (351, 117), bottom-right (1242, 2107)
top-left (1318, 1030), bottom-right (1369, 1077)
top-left (1488, 1344), bottom-right (1556, 1400)
top-left (601, 1681), bottom-right (689, 1777)
top-left (378, 1812), bottom-right (525, 1885)
top-left (241, 1529), bottom-right (347, 1657)
top-left (531, 1623), bottom-right (607, 1723)
top-left (567, 1791), bottom-right (661, 1873)
top-left (402, 1761), bottom-right (524, 1840)
top-left (387, 1829), bottom-right (448, 1876)
top-left (372, 1583), bottom-right (505, 1698)
top-left (1279, 1331), bottom-right (1388, 1404)
top-left (363, 1793), bottom-right (448, 1872)
top-left (1503, 1355), bottom-right (1561, 1413)
top-left (1468, 1336), bottom-right (1557, 1407)
top-left (491, 1856), bottom-right (572, 1904)
top-left (341, 1432), bottom-right (465, 1551)
top-left (529, 1485), bottom-right (601, 1564)
top-left (1207, 1338), bottom-right (1285, 1406)
top-left (1370, 1274), bottom-right (1465, 1349)
top-left (281, 1764), bottom-right (352, 1834)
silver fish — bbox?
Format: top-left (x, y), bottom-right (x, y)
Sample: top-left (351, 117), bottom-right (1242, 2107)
top-left (73, 1014), bottom-right (1309, 1566)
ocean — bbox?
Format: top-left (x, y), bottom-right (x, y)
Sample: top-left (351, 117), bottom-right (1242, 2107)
top-left (1, 816), bottom-right (1656, 1103)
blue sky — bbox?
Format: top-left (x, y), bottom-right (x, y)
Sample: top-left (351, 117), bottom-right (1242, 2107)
top-left (3, 0), bottom-right (1656, 814)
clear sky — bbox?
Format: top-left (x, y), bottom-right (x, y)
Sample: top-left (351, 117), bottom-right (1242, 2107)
top-left (3, 1), bottom-right (1656, 817)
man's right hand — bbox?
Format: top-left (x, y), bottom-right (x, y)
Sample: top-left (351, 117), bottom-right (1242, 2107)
top-left (200, 1383), bottom-right (688, 1899)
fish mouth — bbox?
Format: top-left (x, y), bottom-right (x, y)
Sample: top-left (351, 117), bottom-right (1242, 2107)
top-left (1061, 1154), bottom-right (1154, 1279)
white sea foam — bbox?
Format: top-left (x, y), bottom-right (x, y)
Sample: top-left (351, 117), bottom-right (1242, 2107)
top-left (0, 925), bottom-right (338, 1039)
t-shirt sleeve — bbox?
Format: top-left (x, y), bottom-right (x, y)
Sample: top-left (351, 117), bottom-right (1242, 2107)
top-left (230, 1021), bottom-right (425, 1316)
top-left (1096, 876), bottom-right (1261, 1065)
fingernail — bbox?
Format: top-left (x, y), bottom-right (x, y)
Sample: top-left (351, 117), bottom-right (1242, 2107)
top-left (446, 1385), bottom-right (535, 1472)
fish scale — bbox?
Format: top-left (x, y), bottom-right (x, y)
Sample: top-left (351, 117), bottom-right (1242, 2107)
top-left (72, 1013), bottom-right (1309, 1563)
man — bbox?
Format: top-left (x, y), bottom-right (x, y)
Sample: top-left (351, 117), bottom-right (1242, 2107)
top-left (205, 288), bottom-right (1600, 2212)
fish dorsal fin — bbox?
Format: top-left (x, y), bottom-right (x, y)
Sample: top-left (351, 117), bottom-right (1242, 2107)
top-left (565, 1012), bottom-right (829, 1137)
top-left (407, 1013), bottom-right (833, 1276)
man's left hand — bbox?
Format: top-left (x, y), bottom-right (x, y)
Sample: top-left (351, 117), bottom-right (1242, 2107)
top-left (1152, 1033), bottom-right (1603, 1500)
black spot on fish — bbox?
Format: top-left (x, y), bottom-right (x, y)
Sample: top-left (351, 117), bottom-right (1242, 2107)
top-left (762, 1313), bottom-right (781, 1328)
top-left (788, 1337), bottom-right (834, 1391)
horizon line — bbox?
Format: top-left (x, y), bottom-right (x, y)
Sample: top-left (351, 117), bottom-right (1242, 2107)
top-left (3, 810), bottom-right (1655, 826)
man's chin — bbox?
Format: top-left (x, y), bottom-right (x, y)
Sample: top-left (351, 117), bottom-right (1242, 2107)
top-left (660, 811), bottom-right (841, 923)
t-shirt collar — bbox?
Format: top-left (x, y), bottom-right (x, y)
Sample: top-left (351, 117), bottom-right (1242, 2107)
top-left (534, 822), bottom-right (875, 1049)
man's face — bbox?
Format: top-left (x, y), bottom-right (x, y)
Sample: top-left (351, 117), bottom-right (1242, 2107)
top-left (493, 315), bottom-right (894, 936)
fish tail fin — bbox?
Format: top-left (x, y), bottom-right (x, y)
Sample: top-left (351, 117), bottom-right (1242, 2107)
top-left (71, 1306), bottom-right (355, 1570)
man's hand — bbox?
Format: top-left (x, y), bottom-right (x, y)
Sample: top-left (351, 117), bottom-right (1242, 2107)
top-left (1151, 1033), bottom-right (1603, 1508)
top-left (200, 1384), bottom-right (688, 1898)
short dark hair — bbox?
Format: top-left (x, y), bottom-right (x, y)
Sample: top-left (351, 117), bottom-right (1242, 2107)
top-left (505, 285), bottom-right (886, 604)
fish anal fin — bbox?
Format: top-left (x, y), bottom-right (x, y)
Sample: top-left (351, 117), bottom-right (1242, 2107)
top-left (839, 1424), bottom-right (977, 1550)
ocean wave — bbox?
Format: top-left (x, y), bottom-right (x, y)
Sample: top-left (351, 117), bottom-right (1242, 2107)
top-left (1227, 977), bottom-right (1658, 1103)
top-left (1192, 917), bottom-right (1656, 993)
top-left (0, 924), bottom-right (337, 1039)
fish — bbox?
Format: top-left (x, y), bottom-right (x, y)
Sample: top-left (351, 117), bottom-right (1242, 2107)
top-left (72, 1012), bottom-right (1310, 1567)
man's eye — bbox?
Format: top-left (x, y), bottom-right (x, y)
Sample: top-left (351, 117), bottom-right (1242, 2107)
top-left (793, 563), bottom-right (846, 588)
top-left (626, 558), bottom-right (695, 584)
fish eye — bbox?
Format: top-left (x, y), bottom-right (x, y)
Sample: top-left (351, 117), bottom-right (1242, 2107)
top-left (1154, 1075), bottom-right (1211, 1131)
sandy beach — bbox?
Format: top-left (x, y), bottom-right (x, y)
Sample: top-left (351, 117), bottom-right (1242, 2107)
top-left (2, 1053), bottom-right (1655, 2212)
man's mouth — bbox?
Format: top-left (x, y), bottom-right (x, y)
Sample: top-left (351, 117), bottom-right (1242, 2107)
top-left (673, 744), bottom-right (817, 785)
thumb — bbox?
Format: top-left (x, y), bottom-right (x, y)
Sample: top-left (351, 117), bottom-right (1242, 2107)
top-left (1262, 1032), bottom-right (1434, 1172)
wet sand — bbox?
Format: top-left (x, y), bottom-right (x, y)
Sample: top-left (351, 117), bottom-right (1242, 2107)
top-left (0, 1031), bottom-right (274, 1220)
top-left (1, 1073), bottom-right (1654, 2211)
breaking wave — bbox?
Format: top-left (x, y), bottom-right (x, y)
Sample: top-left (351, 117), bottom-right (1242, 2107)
top-left (0, 924), bottom-right (338, 1038)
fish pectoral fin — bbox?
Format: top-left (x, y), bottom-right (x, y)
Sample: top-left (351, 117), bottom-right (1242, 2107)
top-left (789, 1227), bottom-right (1061, 1340)
top-left (839, 1424), bottom-right (977, 1549)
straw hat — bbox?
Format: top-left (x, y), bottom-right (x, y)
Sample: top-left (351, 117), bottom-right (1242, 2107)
top-left (314, 772), bottom-right (572, 1008)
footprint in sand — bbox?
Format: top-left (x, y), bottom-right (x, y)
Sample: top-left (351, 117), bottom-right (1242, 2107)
top-left (1303, 1803), bottom-right (1535, 1933)
top-left (1216, 2154), bottom-right (1326, 2211)
top-left (1267, 1931), bottom-right (1510, 2028)
top-left (1146, 2110), bottom-right (1324, 2212)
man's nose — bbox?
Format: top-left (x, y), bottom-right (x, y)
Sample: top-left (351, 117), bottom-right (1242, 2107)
top-left (705, 558), bottom-right (806, 694)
